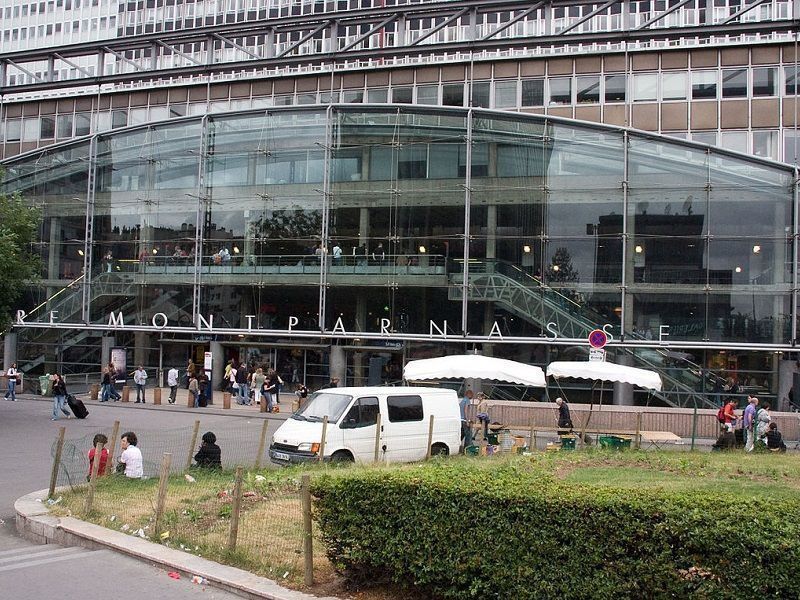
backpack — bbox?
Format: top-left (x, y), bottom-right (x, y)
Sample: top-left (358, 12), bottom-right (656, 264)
top-left (716, 406), bottom-right (726, 424)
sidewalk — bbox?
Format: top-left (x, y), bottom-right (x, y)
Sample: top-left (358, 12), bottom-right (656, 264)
top-left (15, 488), bottom-right (339, 600)
top-left (18, 386), bottom-right (294, 421)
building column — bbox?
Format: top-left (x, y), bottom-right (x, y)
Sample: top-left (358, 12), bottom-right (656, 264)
top-left (358, 207), bottom-right (370, 250)
top-left (133, 331), bottom-right (149, 370)
top-left (612, 351), bottom-right (634, 405)
top-left (330, 344), bottom-right (346, 385)
top-left (210, 341), bottom-right (224, 405)
top-left (3, 332), bottom-right (18, 369)
top-left (101, 335), bottom-right (115, 372)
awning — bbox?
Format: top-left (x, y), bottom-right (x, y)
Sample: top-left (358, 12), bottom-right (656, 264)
top-left (546, 361), bottom-right (662, 391)
top-left (404, 355), bottom-right (547, 387)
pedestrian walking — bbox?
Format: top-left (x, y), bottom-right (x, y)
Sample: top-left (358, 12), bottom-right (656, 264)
top-left (743, 395), bottom-right (758, 452)
top-left (167, 366), bottom-right (179, 404)
top-left (133, 365), bottom-right (147, 403)
top-left (100, 366), bottom-right (113, 402)
top-left (51, 373), bottom-right (71, 420)
top-left (4, 363), bottom-right (18, 401)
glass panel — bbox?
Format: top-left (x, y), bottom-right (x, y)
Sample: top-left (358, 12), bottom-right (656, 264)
top-left (494, 80), bottom-right (517, 108)
top-left (721, 68), bottom-right (747, 98)
top-left (629, 137), bottom-right (710, 189)
top-left (752, 67), bottom-right (776, 97)
top-left (662, 72), bottom-right (687, 100)
top-left (631, 292), bottom-right (707, 341)
top-left (708, 239), bottom-right (789, 286)
top-left (784, 65), bottom-right (798, 95)
top-left (392, 87), bottom-right (413, 103)
top-left (633, 73), bottom-right (657, 101)
top-left (692, 71), bottom-right (717, 99)
top-left (548, 77), bottom-right (571, 105)
top-left (367, 88), bottom-right (388, 103)
top-left (576, 76), bottom-right (600, 103)
top-left (719, 131), bottom-right (747, 154)
top-left (753, 130), bottom-right (778, 160)
top-left (442, 84), bottom-right (464, 106)
top-left (707, 292), bottom-right (791, 343)
top-left (471, 81), bottom-right (490, 108)
top-left (416, 85), bottom-right (438, 105)
top-left (604, 74), bottom-right (626, 102)
top-left (521, 79), bottom-right (544, 106)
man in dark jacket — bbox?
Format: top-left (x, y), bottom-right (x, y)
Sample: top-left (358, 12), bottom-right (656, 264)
top-left (555, 397), bottom-right (573, 432)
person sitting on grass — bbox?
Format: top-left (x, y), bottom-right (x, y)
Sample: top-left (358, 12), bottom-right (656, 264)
top-left (116, 431), bottom-right (143, 479)
top-left (194, 431), bottom-right (222, 469)
top-left (765, 422), bottom-right (787, 453)
top-left (87, 433), bottom-right (109, 482)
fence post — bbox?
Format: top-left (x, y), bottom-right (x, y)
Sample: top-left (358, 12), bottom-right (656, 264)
top-left (227, 466), bottom-right (244, 551)
top-left (84, 441), bottom-right (105, 513)
top-left (185, 420), bottom-right (200, 471)
top-left (690, 406), bottom-right (698, 451)
top-left (318, 416), bottom-right (328, 463)
top-left (154, 453), bottom-right (173, 539)
top-left (373, 413), bottom-right (382, 463)
top-left (107, 420), bottom-right (120, 473)
top-left (301, 473), bottom-right (313, 586)
top-left (425, 414), bottom-right (435, 460)
top-left (255, 419), bottom-right (270, 469)
top-left (528, 419), bottom-right (536, 451)
top-left (48, 427), bottom-right (66, 499)
top-left (635, 412), bottom-right (642, 450)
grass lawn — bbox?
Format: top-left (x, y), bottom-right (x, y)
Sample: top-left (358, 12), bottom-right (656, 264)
top-left (50, 449), bottom-right (800, 598)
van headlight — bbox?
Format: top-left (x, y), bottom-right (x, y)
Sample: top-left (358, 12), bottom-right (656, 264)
top-left (297, 442), bottom-right (320, 454)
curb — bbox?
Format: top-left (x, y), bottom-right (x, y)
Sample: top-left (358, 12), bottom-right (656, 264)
top-left (15, 488), bottom-right (339, 600)
top-left (15, 393), bottom-right (292, 422)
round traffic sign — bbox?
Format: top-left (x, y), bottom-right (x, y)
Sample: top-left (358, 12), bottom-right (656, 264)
top-left (588, 329), bottom-right (607, 349)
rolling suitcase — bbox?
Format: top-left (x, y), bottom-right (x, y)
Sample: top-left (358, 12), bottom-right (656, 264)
top-left (67, 394), bottom-right (89, 419)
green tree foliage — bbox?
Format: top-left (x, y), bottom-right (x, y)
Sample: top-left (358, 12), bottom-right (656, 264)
top-left (0, 189), bottom-right (42, 330)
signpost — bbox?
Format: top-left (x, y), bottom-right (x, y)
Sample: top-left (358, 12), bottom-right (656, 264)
top-left (588, 329), bottom-right (607, 362)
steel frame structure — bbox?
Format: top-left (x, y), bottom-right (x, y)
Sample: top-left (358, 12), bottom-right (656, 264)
top-left (1, 0), bottom-right (797, 95)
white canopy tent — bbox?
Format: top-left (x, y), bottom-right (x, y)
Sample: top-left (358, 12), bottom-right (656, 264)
top-left (404, 355), bottom-right (547, 388)
top-left (546, 361), bottom-right (662, 391)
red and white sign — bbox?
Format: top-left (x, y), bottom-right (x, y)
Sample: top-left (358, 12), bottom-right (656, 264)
top-left (588, 329), bottom-right (608, 349)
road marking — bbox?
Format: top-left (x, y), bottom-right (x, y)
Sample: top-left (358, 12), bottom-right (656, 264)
top-left (0, 546), bottom-right (94, 571)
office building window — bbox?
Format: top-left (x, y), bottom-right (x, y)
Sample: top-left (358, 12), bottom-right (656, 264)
top-left (662, 72), bottom-right (687, 100)
top-left (692, 131), bottom-right (717, 146)
top-left (494, 80), bottom-right (517, 108)
top-left (442, 84), bottom-right (464, 106)
top-left (604, 74), bottom-right (626, 102)
top-left (5, 119), bottom-right (21, 142)
top-left (367, 88), bottom-right (388, 103)
top-left (720, 131), bottom-right (748, 154)
top-left (111, 110), bottom-right (128, 129)
top-left (40, 116), bottom-right (56, 139)
top-left (576, 76), bottom-right (600, 103)
top-left (392, 86), bottom-right (413, 103)
top-left (57, 114), bottom-right (73, 138)
top-left (785, 65), bottom-right (799, 95)
top-left (722, 69), bottom-right (747, 98)
top-left (692, 71), bottom-right (717, 99)
top-left (633, 73), bottom-right (658, 102)
top-left (470, 81), bottom-right (490, 107)
top-left (416, 85), bottom-right (438, 105)
top-left (753, 130), bottom-right (778, 160)
top-left (521, 79), bottom-right (544, 106)
top-left (752, 67), bottom-right (776, 97)
top-left (548, 77), bottom-right (571, 104)
top-left (75, 113), bottom-right (91, 136)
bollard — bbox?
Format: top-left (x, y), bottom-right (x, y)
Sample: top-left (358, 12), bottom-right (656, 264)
top-left (154, 453), bottom-right (173, 538)
top-left (90, 384), bottom-right (99, 401)
top-left (301, 474), bottom-right (313, 586)
top-left (121, 386), bottom-right (130, 402)
top-left (153, 388), bottom-right (162, 405)
top-left (187, 389), bottom-right (194, 408)
top-left (223, 392), bottom-right (231, 409)
top-left (227, 466), bottom-right (244, 551)
top-left (48, 427), bottom-right (66, 499)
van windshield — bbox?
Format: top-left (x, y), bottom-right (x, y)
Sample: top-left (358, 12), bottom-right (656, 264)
top-left (293, 392), bottom-right (353, 423)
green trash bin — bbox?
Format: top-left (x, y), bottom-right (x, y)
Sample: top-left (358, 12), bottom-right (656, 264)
top-left (39, 375), bottom-right (52, 396)
top-left (560, 435), bottom-right (577, 450)
top-left (599, 435), bottom-right (632, 450)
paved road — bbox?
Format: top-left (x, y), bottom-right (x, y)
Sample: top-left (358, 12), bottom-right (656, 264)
top-left (0, 395), bottom-right (285, 599)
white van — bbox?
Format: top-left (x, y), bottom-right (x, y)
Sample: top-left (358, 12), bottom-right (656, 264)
top-left (269, 386), bottom-right (461, 464)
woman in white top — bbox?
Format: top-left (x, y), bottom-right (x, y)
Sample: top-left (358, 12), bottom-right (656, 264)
top-left (118, 431), bottom-right (143, 479)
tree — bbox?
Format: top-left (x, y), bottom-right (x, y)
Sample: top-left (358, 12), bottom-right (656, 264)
top-left (0, 188), bottom-right (42, 331)
top-left (547, 246), bottom-right (580, 301)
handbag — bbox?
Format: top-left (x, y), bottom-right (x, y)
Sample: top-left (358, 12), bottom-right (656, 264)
top-left (232, 382), bottom-right (240, 390)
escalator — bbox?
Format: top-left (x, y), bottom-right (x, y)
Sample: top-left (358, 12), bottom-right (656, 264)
top-left (450, 259), bottom-right (722, 408)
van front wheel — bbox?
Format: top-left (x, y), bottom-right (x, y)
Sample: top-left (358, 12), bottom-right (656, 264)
top-left (430, 443), bottom-right (449, 457)
top-left (330, 450), bottom-right (354, 463)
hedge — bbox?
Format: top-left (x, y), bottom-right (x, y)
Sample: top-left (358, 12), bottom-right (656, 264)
top-left (312, 459), bottom-right (800, 599)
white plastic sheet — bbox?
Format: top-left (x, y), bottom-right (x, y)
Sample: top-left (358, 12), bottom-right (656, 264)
top-left (404, 355), bottom-right (546, 387)
top-left (546, 361), bottom-right (662, 391)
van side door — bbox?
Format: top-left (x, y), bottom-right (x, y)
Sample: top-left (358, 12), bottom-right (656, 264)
top-left (384, 394), bottom-right (425, 463)
top-left (339, 396), bottom-right (380, 462)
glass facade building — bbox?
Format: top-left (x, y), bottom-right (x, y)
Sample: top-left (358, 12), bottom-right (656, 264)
top-left (2, 105), bottom-right (798, 407)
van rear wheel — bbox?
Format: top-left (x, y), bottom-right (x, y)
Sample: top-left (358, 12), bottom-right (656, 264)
top-left (430, 443), bottom-right (449, 457)
top-left (330, 450), bottom-right (354, 463)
